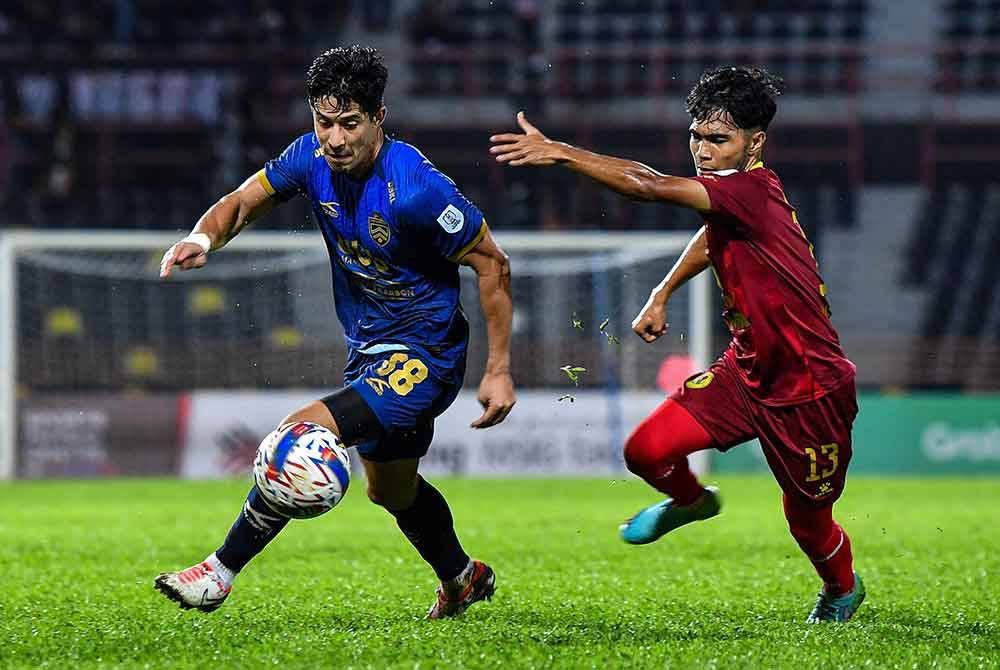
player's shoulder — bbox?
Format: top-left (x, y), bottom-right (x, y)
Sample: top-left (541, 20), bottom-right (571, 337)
top-left (386, 139), bottom-right (455, 189)
top-left (752, 164), bottom-right (791, 201)
top-left (285, 131), bottom-right (321, 154)
top-left (275, 132), bottom-right (322, 170)
top-left (704, 162), bottom-right (778, 199)
top-left (744, 162), bottom-right (785, 190)
top-left (385, 140), bottom-right (458, 216)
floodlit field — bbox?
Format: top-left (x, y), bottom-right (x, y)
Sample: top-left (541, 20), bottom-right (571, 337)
top-left (3, 476), bottom-right (998, 669)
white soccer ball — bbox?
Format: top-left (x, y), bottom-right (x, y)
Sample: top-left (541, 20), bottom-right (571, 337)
top-left (252, 421), bottom-right (351, 519)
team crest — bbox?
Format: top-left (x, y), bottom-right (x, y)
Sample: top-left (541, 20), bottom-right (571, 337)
top-left (368, 212), bottom-right (391, 246)
top-left (685, 371), bottom-right (715, 389)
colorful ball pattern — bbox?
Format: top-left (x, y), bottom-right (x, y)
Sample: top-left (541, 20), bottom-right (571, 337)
top-left (252, 421), bottom-right (351, 519)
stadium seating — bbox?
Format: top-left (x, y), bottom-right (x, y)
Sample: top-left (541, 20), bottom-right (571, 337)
top-left (407, 1), bottom-right (868, 98)
top-left (903, 182), bottom-right (1000, 387)
top-left (549, 0), bottom-right (867, 97)
top-left (938, 0), bottom-right (1000, 91)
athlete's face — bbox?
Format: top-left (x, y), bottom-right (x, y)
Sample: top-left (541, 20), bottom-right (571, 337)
top-left (311, 98), bottom-right (386, 176)
top-left (689, 112), bottom-right (765, 175)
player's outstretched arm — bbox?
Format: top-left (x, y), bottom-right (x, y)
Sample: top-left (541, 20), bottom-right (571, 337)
top-left (460, 227), bottom-right (516, 429)
top-left (632, 227), bottom-right (711, 343)
top-left (490, 112), bottom-right (711, 211)
top-left (160, 174), bottom-right (276, 278)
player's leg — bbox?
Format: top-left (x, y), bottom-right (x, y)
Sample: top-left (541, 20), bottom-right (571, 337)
top-left (213, 401), bottom-right (339, 570)
top-left (362, 453), bottom-right (494, 619)
top-left (755, 379), bottom-right (863, 622)
top-left (783, 496), bottom-right (865, 622)
top-left (342, 348), bottom-right (493, 618)
top-left (623, 398), bottom-right (715, 505)
top-left (619, 365), bottom-right (755, 545)
top-left (619, 398), bottom-right (722, 544)
top-left (154, 400), bottom-right (339, 612)
top-left (362, 453), bottom-right (468, 580)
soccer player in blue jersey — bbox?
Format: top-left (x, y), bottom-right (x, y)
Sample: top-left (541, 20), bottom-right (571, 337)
top-left (154, 46), bottom-right (515, 619)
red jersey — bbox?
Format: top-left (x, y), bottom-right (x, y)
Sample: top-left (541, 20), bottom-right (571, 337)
top-left (691, 162), bottom-right (855, 406)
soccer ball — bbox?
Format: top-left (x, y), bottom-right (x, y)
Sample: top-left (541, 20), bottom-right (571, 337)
top-left (252, 421), bottom-right (351, 519)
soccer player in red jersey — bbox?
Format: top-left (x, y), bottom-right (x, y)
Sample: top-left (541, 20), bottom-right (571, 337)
top-left (490, 66), bottom-right (865, 623)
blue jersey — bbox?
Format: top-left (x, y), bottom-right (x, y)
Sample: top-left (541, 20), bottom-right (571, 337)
top-left (257, 133), bottom-right (485, 377)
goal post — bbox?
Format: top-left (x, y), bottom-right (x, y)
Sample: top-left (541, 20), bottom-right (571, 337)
top-left (0, 229), bottom-right (715, 480)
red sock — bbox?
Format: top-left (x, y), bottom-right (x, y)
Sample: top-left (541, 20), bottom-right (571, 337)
top-left (783, 496), bottom-right (856, 595)
top-left (623, 399), bottom-right (714, 506)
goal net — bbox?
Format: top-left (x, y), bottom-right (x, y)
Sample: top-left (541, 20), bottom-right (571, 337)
top-left (0, 230), bottom-right (714, 479)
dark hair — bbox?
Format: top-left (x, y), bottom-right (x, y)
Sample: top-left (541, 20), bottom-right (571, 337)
top-left (306, 45), bottom-right (388, 117)
top-left (685, 66), bottom-right (784, 131)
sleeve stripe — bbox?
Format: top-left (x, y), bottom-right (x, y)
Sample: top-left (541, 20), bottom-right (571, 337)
top-left (448, 218), bottom-right (488, 263)
top-left (256, 169), bottom-right (277, 196)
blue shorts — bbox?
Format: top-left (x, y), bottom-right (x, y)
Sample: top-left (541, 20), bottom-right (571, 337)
top-left (339, 345), bottom-right (465, 461)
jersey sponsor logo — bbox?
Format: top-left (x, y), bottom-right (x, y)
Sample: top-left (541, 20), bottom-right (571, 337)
top-left (356, 275), bottom-right (416, 300)
top-left (319, 201), bottom-right (339, 218)
top-left (437, 204), bottom-right (465, 234)
top-left (387, 181), bottom-right (396, 203)
top-left (685, 371), bottom-right (715, 389)
top-left (336, 233), bottom-right (391, 276)
top-left (314, 147), bottom-right (324, 158)
top-left (368, 212), bottom-right (391, 246)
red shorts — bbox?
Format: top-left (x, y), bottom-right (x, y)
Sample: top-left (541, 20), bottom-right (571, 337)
top-left (672, 355), bottom-right (858, 507)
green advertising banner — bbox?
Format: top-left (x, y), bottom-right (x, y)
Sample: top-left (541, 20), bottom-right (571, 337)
top-left (712, 393), bottom-right (1000, 475)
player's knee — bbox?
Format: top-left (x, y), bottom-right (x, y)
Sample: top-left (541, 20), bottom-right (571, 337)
top-left (278, 401), bottom-right (341, 436)
top-left (366, 483), bottom-right (386, 507)
top-left (786, 514), bottom-right (833, 549)
top-left (366, 483), bottom-right (396, 509)
top-left (366, 482), bottom-right (417, 511)
top-left (786, 522), bottom-right (814, 547)
top-left (623, 424), bottom-right (659, 476)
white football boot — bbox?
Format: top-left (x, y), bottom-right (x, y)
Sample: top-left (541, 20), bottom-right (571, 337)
top-left (154, 556), bottom-right (233, 612)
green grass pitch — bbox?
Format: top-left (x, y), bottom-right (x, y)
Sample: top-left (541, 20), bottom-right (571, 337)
top-left (2, 475), bottom-right (998, 669)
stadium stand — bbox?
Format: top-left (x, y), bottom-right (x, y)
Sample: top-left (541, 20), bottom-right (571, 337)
top-left (938, 0), bottom-right (1000, 91)
top-left (2, 0), bottom-right (1000, 393)
top-left (550, 0), bottom-right (867, 97)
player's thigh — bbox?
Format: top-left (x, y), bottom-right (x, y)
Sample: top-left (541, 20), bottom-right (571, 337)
top-left (361, 456), bottom-right (421, 511)
top-left (755, 379), bottom-right (858, 507)
top-left (624, 397), bottom-right (716, 470)
top-left (280, 400), bottom-right (342, 437)
top-left (347, 350), bottom-right (460, 462)
top-left (669, 359), bottom-right (757, 451)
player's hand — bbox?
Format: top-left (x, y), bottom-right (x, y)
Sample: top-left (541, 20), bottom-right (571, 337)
top-left (159, 240), bottom-right (208, 278)
top-left (632, 302), bottom-right (669, 343)
top-left (471, 371), bottom-right (516, 429)
top-left (489, 112), bottom-right (565, 167)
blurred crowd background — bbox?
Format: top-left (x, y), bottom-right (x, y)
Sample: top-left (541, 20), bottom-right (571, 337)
top-left (2, 0), bottom-right (999, 393)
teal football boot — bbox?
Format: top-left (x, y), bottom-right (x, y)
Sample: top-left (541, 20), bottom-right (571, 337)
top-left (806, 572), bottom-right (866, 623)
top-left (619, 486), bottom-right (722, 545)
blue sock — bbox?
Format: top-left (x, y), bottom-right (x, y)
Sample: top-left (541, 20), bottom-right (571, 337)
top-left (389, 477), bottom-right (470, 582)
top-left (215, 485), bottom-right (289, 573)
